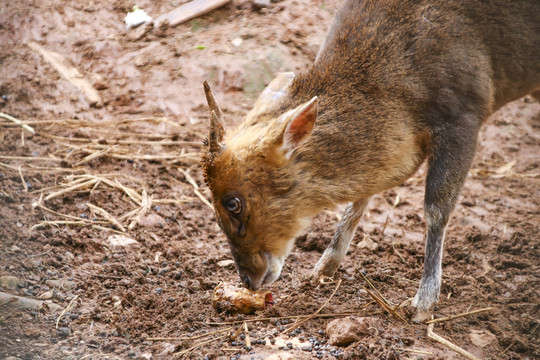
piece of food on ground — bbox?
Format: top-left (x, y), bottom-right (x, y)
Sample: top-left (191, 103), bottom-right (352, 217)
top-left (212, 282), bottom-right (274, 314)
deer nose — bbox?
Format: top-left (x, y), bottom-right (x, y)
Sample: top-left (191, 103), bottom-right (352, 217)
top-left (240, 273), bottom-right (254, 290)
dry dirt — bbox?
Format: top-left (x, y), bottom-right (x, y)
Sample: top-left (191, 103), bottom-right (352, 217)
top-left (0, 0), bottom-right (539, 359)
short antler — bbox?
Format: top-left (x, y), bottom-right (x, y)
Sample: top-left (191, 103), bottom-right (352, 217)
top-left (203, 81), bottom-right (225, 153)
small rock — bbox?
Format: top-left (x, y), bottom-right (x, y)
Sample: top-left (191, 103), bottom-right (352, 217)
top-left (10, 245), bottom-right (21, 252)
top-left (326, 316), bottom-right (380, 346)
top-left (217, 259), bottom-right (235, 268)
top-left (57, 327), bottom-right (70, 337)
top-left (39, 291), bottom-right (54, 300)
top-left (253, 0), bottom-right (271, 9)
top-left (0, 276), bottom-right (24, 289)
top-left (301, 345), bottom-right (313, 351)
top-left (107, 235), bottom-right (138, 247)
top-left (470, 329), bottom-right (497, 348)
top-left (356, 235), bottom-right (379, 251)
top-left (231, 37), bottom-right (243, 47)
top-left (45, 279), bottom-right (76, 291)
top-left (137, 214), bottom-right (165, 228)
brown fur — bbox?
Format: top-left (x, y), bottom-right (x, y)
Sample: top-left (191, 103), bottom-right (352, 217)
top-left (202, 0), bottom-right (540, 318)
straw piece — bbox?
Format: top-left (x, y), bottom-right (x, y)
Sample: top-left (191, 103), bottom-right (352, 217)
top-left (31, 220), bottom-right (87, 230)
top-left (37, 204), bottom-right (105, 224)
top-left (129, 190), bottom-right (151, 230)
top-left (427, 323), bottom-right (480, 360)
top-left (27, 42), bottom-right (102, 107)
top-left (396, 348), bottom-right (433, 355)
top-left (175, 334), bottom-right (228, 357)
top-left (44, 178), bottom-right (98, 201)
top-left (56, 294), bottom-right (79, 329)
top-left (0, 155), bottom-right (62, 162)
top-left (147, 327), bottom-right (232, 342)
top-left (181, 169), bottom-right (214, 210)
top-left (18, 165), bottom-right (28, 192)
top-left (243, 322), bottom-right (251, 348)
top-left (87, 203), bottom-right (126, 232)
top-left (74, 147), bottom-right (113, 166)
top-left (0, 112), bottom-right (35, 134)
top-left (283, 279), bottom-right (342, 334)
top-left (425, 307), bottom-right (493, 324)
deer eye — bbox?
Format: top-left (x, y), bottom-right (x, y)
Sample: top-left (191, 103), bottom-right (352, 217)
top-left (223, 197), bottom-right (242, 214)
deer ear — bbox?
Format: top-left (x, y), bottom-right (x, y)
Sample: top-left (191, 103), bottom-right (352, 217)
top-left (281, 96), bottom-right (318, 158)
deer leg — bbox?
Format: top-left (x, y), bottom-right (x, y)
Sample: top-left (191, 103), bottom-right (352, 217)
top-left (411, 119), bottom-right (480, 322)
top-left (309, 197), bottom-right (371, 281)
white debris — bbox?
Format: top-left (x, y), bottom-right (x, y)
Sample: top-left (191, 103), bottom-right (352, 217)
top-left (107, 235), bottom-right (138, 247)
top-left (231, 37), bottom-right (243, 47)
top-left (124, 6), bottom-right (153, 29)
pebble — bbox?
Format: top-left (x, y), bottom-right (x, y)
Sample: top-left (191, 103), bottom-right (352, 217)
top-left (253, 0), bottom-right (271, 9)
top-left (57, 327), bottom-right (70, 337)
top-left (173, 271), bottom-right (182, 280)
top-left (301, 345), bottom-right (313, 352)
top-left (167, 297), bottom-right (175, 302)
top-left (155, 288), bottom-right (162, 294)
top-left (286, 342), bottom-right (293, 349)
top-left (127, 351), bottom-right (136, 357)
top-left (0, 275), bottom-right (24, 290)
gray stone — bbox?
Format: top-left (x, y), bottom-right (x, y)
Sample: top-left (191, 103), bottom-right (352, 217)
top-left (0, 276), bottom-right (24, 290)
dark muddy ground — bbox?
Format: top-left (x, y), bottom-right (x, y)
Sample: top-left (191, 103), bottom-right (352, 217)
top-left (1, 0), bottom-right (538, 359)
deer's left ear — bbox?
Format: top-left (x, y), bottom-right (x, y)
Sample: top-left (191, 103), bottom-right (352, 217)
top-left (281, 96), bottom-right (318, 158)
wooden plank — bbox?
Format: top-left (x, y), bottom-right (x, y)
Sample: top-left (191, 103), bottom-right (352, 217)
top-left (27, 42), bottom-right (103, 107)
top-left (154, 0), bottom-right (231, 28)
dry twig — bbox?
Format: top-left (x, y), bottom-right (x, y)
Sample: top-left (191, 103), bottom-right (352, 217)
top-left (282, 279), bottom-right (343, 334)
top-left (0, 112), bottom-right (35, 134)
top-left (425, 307), bottom-right (493, 324)
top-left (427, 323), bottom-right (480, 360)
top-left (56, 294), bottom-right (79, 329)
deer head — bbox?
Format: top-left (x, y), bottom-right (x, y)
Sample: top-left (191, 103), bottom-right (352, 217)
top-left (202, 74), bottom-right (319, 290)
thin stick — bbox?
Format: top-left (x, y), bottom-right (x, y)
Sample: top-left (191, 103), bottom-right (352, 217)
top-left (425, 307), bottom-right (493, 324)
top-left (56, 294), bottom-right (79, 329)
top-left (244, 322), bottom-right (251, 348)
top-left (147, 327), bottom-right (232, 341)
top-left (31, 220), bottom-right (87, 230)
top-left (87, 203), bottom-right (126, 232)
top-left (0, 155), bottom-right (62, 162)
top-left (44, 178), bottom-right (98, 201)
top-left (363, 287), bottom-right (407, 323)
top-left (205, 309), bottom-right (383, 326)
top-left (396, 348), bottom-right (433, 355)
top-left (18, 165), bottom-right (28, 192)
top-left (427, 323), bottom-right (480, 360)
top-left (282, 279), bottom-right (343, 334)
top-left (27, 42), bottom-right (102, 107)
top-left (175, 334), bottom-right (228, 357)
top-left (359, 271), bottom-right (392, 307)
top-left (37, 204), bottom-right (106, 224)
top-left (74, 147), bottom-right (113, 166)
top-left (181, 169), bottom-right (213, 210)
top-left (0, 112), bottom-right (35, 134)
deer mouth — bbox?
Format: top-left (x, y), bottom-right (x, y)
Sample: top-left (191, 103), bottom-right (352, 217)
top-left (261, 253), bottom-right (285, 287)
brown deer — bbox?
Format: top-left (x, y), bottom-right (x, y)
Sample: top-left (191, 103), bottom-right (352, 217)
top-left (202, 0), bottom-right (540, 322)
